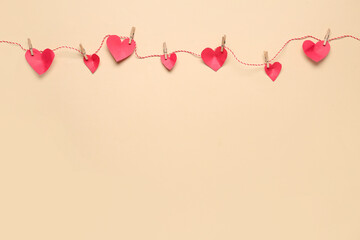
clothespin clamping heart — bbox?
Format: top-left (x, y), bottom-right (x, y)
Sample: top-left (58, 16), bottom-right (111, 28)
top-left (25, 38), bottom-right (55, 75)
top-left (106, 27), bottom-right (136, 62)
top-left (201, 35), bottom-right (228, 71)
top-left (160, 42), bottom-right (177, 70)
top-left (264, 51), bottom-right (282, 81)
top-left (303, 29), bottom-right (331, 62)
top-left (79, 43), bottom-right (100, 74)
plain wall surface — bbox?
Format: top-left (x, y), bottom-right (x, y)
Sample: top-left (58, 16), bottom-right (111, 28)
top-left (0, 0), bottom-right (360, 240)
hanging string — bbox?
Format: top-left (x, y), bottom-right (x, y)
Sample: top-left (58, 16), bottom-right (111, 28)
top-left (1, 34), bottom-right (359, 66)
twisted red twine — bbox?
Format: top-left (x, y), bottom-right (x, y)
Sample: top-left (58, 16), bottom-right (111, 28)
top-left (1, 34), bottom-right (359, 67)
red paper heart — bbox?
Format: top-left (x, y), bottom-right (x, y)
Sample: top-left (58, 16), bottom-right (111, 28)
top-left (265, 62), bottom-right (282, 81)
top-left (83, 54), bottom-right (100, 74)
top-left (160, 53), bottom-right (177, 70)
top-left (303, 40), bottom-right (330, 62)
top-left (201, 47), bottom-right (227, 71)
top-left (25, 48), bottom-right (55, 75)
top-left (106, 35), bottom-right (135, 62)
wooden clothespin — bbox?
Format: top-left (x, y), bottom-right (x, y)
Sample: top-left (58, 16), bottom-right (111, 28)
top-left (264, 51), bottom-right (270, 69)
top-left (221, 35), bottom-right (226, 52)
top-left (129, 27), bottom-right (136, 44)
top-left (79, 44), bottom-right (88, 61)
top-left (323, 28), bottom-right (331, 46)
top-left (163, 42), bottom-right (168, 60)
top-left (28, 38), bottom-right (34, 56)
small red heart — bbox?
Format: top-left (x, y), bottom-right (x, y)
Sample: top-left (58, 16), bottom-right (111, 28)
top-left (106, 35), bottom-right (135, 62)
top-left (265, 62), bottom-right (282, 81)
top-left (201, 47), bottom-right (227, 71)
top-left (303, 40), bottom-right (330, 62)
top-left (83, 54), bottom-right (100, 74)
top-left (160, 53), bottom-right (177, 70)
top-left (25, 48), bottom-right (55, 75)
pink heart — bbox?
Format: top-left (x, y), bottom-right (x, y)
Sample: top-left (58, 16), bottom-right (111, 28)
top-left (106, 35), bottom-right (135, 62)
top-left (25, 48), bottom-right (55, 75)
top-left (160, 53), bottom-right (177, 70)
top-left (303, 40), bottom-right (330, 62)
top-left (201, 47), bottom-right (227, 71)
top-left (83, 54), bottom-right (100, 74)
top-left (265, 62), bottom-right (282, 81)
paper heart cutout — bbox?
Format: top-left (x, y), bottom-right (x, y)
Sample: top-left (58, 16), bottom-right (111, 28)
top-left (25, 48), bottom-right (55, 75)
top-left (265, 62), bottom-right (282, 81)
top-left (201, 47), bottom-right (227, 71)
top-left (303, 40), bottom-right (330, 62)
top-left (83, 54), bottom-right (100, 74)
top-left (106, 35), bottom-right (135, 62)
top-left (160, 53), bottom-right (177, 70)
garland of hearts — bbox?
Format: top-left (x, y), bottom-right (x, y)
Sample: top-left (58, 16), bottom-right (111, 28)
top-left (1, 32), bottom-right (359, 81)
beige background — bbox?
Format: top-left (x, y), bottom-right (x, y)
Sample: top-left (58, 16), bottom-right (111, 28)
top-left (1, 0), bottom-right (360, 239)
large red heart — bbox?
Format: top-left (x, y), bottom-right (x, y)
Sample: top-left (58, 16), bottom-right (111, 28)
top-left (83, 54), bottom-right (100, 74)
top-left (264, 62), bottom-right (282, 81)
top-left (201, 47), bottom-right (227, 71)
top-left (106, 35), bottom-right (135, 62)
top-left (160, 53), bottom-right (177, 70)
top-left (303, 40), bottom-right (330, 62)
top-left (25, 48), bottom-right (55, 75)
